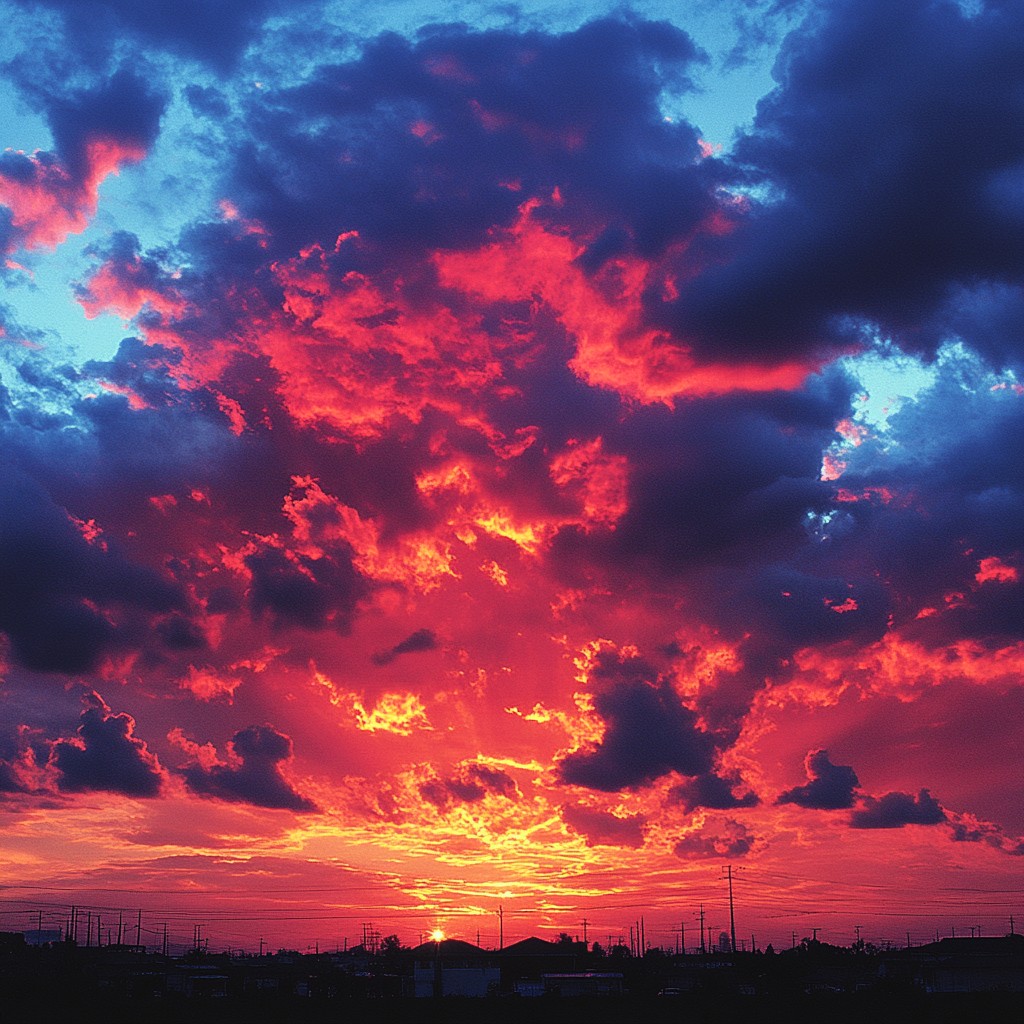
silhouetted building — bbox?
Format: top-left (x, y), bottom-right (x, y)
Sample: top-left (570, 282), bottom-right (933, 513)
top-left (882, 936), bottom-right (1024, 994)
top-left (410, 937), bottom-right (498, 997)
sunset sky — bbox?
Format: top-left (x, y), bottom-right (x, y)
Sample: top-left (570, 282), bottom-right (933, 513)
top-left (1, 0), bottom-right (1022, 955)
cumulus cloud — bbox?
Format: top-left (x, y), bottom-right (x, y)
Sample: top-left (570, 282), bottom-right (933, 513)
top-left (670, 772), bottom-right (760, 812)
top-left (777, 749), bottom-right (859, 810)
top-left (51, 693), bottom-right (164, 797)
top-left (0, 467), bottom-right (186, 673)
top-left (850, 788), bottom-right (946, 829)
top-left (245, 543), bottom-right (369, 632)
top-left (666, 0), bottom-right (1024, 366)
top-left (947, 812), bottom-right (1024, 855)
top-left (557, 648), bottom-right (716, 791)
top-left (223, 16), bottom-right (709, 262)
top-left (180, 724), bottom-right (318, 811)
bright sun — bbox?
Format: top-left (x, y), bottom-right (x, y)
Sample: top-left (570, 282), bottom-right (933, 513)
top-left (430, 929), bottom-right (445, 943)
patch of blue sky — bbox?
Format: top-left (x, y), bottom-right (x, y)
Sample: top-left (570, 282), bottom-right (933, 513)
top-left (1, 90), bottom-right (226, 363)
top-left (834, 341), bottom-right (1020, 485)
top-left (840, 346), bottom-right (937, 433)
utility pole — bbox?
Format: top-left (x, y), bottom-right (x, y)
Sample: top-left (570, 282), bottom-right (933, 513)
top-left (136, 909), bottom-right (142, 949)
top-left (117, 911), bottom-right (123, 946)
top-left (498, 905), bottom-right (504, 951)
top-left (582, 918), bottom-right (588, 946)
top-left (163, 923), bottom-right (168, 956)
top-left (699, 904), bottom-right (706, 954)
top-left (725, 866), bottom-right (737, 956)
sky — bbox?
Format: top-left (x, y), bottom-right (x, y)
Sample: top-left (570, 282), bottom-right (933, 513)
top-left (1, 0), bottom-right (1022, 955)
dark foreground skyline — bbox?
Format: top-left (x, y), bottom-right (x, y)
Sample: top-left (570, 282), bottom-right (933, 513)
top-left (2, 926), bottom-right (1022, 1024)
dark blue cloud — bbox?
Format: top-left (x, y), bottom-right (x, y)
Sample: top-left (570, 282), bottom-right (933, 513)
top-left (1, 63), bottom-right (166, 185)
top-left (664, 0), bottom-right (1024, 366)
top-left (180, 724), bottom-right (317, 811)
top-left (51, 695), bottom-right (164, 797)
top-left (748, 566), bottom-right (890, 648)
top-left (670, 772), bottom-right (760, 812)
top-left (372, 627), bottom-right (438, 666)
top-left (224, 16), bottom-right (709, 261)
top-left (45, 68), bottom-right (166, 174)
top-left (245, 544), bottom-right (368, 633)
top-left (183, 84), bottom-right (232, 120)
top-left (850, 788), bottom-right (946, 829)
top-left (0, 467), bottom-right (184, 672)
top-left (8, 0), bottom-right (318, 71)
top-left (557, 649), bottom-right (716, 792)
top-left (546, 377), bottom-right (886, 738)
top-left (829, 357), bottom-right (1024, 647)
top-left (777, 749), bottom-right (859, 810)
top-left (551, 381), bottom-right (847, 581)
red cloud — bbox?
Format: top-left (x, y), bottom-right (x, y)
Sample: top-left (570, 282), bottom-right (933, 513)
top-left (0, 138), bottom-right (146, 253)
top-left (436, 200), bottom-right (819, 404)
